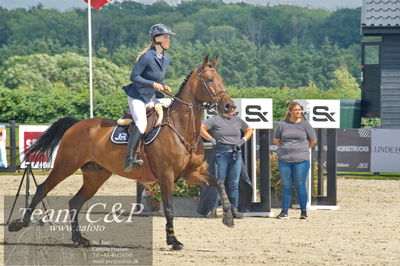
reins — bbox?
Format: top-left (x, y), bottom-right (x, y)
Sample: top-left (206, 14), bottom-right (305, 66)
top-left (163, 91), bottom-right (203, 110)
top-left (161, 90), bottom-right (203, 153)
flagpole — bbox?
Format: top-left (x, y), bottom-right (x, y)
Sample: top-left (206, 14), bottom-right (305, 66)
top-left (88, 0), bottom-right (94, 118)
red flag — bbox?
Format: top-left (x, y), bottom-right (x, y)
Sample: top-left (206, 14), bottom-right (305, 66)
top-left (84, 0), bottom-right (111, 10)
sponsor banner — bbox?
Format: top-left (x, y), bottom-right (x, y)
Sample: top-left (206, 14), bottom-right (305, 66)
top-left (204, 98), bottom-right (273, 129)
top-left (312, 129), bottom-right (371, 172)
top-left (4, 196), bottom-right (152, 265)
top-left (295, 99), bottom-right (340, 128)
top-left (0, 125), bottom-right (7, 168)
top-left (336, 129), bottom-right (371, 172)
top-left (371, 129), bottom-right (400, 173)
top-left (19, 125), bottom-right (52, 168)
top-left (265, 128), bottom-right (371, 172)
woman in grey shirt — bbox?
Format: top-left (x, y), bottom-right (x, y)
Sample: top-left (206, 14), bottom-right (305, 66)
top-left (200, 104), bottom-right (253, 218)
top-left (273, 101), bottom-right (317, 219)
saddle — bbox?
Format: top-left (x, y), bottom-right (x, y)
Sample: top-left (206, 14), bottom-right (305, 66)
top-left (117, 103), bottom-right (165, 129)
top-left (111, 103), bottom-right (167, 145)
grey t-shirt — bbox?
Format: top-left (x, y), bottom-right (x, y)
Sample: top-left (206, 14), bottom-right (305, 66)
top-left (274, 119), bottom-right (316, 162)
top-left (203, 115), bottom-right (249, 154)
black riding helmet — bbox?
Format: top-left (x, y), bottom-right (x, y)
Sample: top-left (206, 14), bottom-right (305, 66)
top-left (149, 24), bottom-right (175, 41)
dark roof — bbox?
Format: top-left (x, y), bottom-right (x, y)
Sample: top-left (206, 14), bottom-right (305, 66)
top-left (362, 0), bottom-right (400, 27)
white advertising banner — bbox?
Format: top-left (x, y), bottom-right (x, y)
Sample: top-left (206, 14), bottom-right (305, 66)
top-left (19, 125), bottom-right (53, 168)
top-left (0, 125), bottom-right (7, 168)
top-left (295, 99), bottom-right (340, 128)
top-left (371, 129), bottom-right (400, 173)
top-left (204, 98), bottom-right (273, 129)
top-left (234, 98), bottom-right (273, 129)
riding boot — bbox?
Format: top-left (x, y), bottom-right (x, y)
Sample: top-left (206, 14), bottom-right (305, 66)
top-left (124, 125), bottom-right (144, 172)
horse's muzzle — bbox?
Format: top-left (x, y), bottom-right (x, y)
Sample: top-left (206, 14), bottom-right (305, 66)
top-left (217, 99), bottom-right (236, 115)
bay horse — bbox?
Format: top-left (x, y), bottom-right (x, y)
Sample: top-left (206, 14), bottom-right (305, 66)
top-left (8, 56), bottom-right (235, 250)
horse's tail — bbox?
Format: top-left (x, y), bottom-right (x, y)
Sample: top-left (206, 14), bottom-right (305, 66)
top-left (23, 117), bottom-right (81, 163)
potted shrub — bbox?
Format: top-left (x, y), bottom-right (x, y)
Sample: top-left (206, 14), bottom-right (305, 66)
top-left (143, 179), bottom-right (201, 214)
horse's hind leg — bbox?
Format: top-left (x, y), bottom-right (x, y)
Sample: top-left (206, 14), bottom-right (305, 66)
top-left (186, 165), bottom-right (234, 227)
top-left (69, 167), bottom-right (111, 247)
top-left (8, 159), bottom-right (83, 232)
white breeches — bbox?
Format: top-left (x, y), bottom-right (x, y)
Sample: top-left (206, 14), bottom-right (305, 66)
top-left (128, 96), bottom-right (159, 134)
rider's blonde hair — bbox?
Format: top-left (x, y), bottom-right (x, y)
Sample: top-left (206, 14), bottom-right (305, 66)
top-left (136, 43), bottom-right (154, 61)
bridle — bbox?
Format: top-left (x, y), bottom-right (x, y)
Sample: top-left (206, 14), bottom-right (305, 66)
top-left (163, 65), bottom-right (228, 109)
top-left (197, 67), bottom-right (228, 106)
top-left (161, 65), bottom-right (229, 153)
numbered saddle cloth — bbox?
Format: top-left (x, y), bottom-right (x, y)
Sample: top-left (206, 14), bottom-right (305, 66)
top-left (111, 125), bottom-right (161, 145)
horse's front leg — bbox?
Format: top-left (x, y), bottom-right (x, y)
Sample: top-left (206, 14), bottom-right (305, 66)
top-left (206, 174), bottom-right (234, 227)
top-left (159, 176), bottom-right (183, 250)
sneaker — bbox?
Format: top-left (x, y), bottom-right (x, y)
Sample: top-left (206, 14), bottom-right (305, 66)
top-left (300, 210), bottom-right (308, 219)
top-left (277, 210), bottom-right (289, 219)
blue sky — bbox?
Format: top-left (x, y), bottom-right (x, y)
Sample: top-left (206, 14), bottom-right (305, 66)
top-left (0, 0), bottom-right (362, 11)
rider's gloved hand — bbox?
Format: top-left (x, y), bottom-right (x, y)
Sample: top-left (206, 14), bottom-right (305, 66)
top-left (153, 82), bottom-right (163, 91)
top-left (239, 137), bottom-right (247, 146)
top-left (210, 137), bottom-right (217, 146)
top-left (162, 85), bottom-right (172, 93)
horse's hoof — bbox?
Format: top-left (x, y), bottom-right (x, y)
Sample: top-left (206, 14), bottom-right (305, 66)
top-left (172, 240), bottom-right (183, 250)
top-left (222, 217), bottom-right (234, 227)
top-left (8, 219), bottom-right (29, 232)
top-left (167, 237), bottom-right (183, 250)
top-left (222, 212), bottom-right (234, 228)
top-left (73, 237), bottom-right (91, 247)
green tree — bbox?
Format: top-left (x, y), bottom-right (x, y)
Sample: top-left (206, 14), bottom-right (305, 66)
top-left (173, 22), bottom-right (196, 43)
top-left (205, 38), bottom-right (258, 88)
top-left (316, 8), bottom-right (361, 48)
top-left (0, 52), bottom-right (129, 95)
top-left (328, 63), bottom-right (361, 99)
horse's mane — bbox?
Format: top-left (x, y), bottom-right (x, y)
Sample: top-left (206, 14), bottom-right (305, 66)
top-left (175, 70), bottom-right (194, 98)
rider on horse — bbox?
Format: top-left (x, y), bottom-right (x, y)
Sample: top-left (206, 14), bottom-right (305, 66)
top-left (122, 24), bottom-right (174, 172)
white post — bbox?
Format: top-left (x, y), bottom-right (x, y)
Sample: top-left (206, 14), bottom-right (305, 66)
top-left (88, 0), bottom-right (94, 118)
top-left (251, 130), bottom-right (257, 202)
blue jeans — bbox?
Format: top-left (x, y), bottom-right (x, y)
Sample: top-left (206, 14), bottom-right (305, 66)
top-left (215, 151), bottom-right (242, 208)
top-left (278, 160), bottom-right (310, 211)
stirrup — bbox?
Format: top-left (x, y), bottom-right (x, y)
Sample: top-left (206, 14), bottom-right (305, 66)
top-left (124, 156), bottom-right (143, 172)
top-left (132, 158), bottom-right (144, 168)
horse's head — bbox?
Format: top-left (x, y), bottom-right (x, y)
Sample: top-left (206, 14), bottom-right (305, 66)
top-left (195, 55), bottom-right (232, 112)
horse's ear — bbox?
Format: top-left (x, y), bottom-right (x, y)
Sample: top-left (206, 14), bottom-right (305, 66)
top-left (211, 55), bottom-right (218, 67)
top-left (202, 55), bottom-right (209, 69)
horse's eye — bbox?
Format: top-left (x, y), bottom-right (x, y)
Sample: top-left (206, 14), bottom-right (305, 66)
top-left (207, 79), bottom-right (214, 83)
